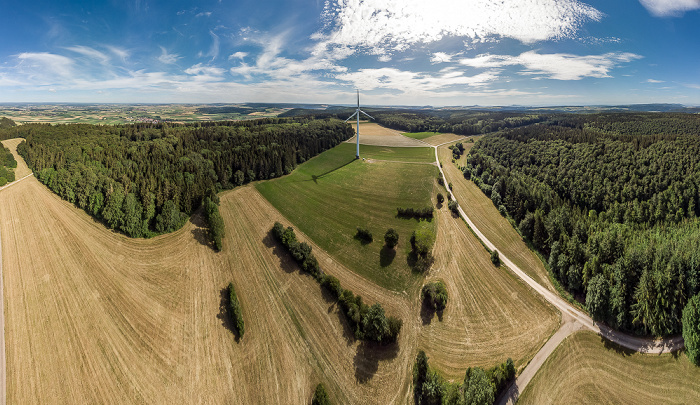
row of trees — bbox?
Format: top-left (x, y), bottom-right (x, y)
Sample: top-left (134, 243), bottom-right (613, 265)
top-left (465, 113), bottom-right (700, 336)
top-left (414, 350), bottom-right (515, 405)
top-left (0, 143), bottom-right (16, 186)
top-left (204, 197), bottom-right (225, 251)
top-left (397, 207), bottom-right (435, 220)
top-left (5, 118), bottom-right (352, 238)
top-left (272, 222), bottom-right (402, 344)
top-left (227, 282), bottom-right (244, 339)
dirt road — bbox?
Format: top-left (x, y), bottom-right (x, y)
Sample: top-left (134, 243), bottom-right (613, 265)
top-left (434, 142), bottom-right (685, 404)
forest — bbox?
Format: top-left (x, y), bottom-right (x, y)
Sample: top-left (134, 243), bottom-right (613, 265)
top-left (463, 113), bottom-right (700, 336)
top-left (0, 142), bottom-right (17, 186)
top-left (0, 118), bottom-right (353, 238)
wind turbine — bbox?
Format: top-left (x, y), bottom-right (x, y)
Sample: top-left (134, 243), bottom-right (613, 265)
top-left (345, 89), bottom-right (374, 159)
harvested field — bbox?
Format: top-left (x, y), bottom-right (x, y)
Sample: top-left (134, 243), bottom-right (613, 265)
top-left (420, 133), bottom-right (468, 146)
top-left (346, 122), bottom-right (427, 147)
top-left (438, 142), bottom-right (555, 292)
top-left (0, 173), bottom-right (417, 404)
top-left (519, 331), bottom-right (700, 404)
top-left (257, 143), bottom-right (437, 292)
top-left (1, 138), bottom-right (31, 178)
top-left (419, 204), bottom-right (559, 378)
top-left (359, 144), bottom-right (435, 164)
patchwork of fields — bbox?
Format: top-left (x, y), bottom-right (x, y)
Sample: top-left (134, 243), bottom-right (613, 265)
top-left (0, 124), bottom-right (695, 404)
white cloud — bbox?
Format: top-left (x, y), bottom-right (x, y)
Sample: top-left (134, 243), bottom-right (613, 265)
top-left (184, 64), bottom-right (226, 82)
top-left (158, 46), bottom-right (181, 64)
top-left (200, 31), bottom-right (220, 61)
top-left (65, 46), bottom-right (110, 64)
top-left (16, 52), bottom-right (75, 79)
top-left (431, 52), bottom-right (458, 64)
top-left (460, 51), bottom-right (642, 80)
top-left (316, 0), bottom-right (602, 58)
top-left (639, 0), bottom-right (700, 17)
top-left (107, 46), bottom-right (129, 62)
top-left (646, 78), bottom-right (665, 83)
top-left (228, 52), bottom-right (248, 60)
top-left (196, 11), bottom-right (212, 17)
top-left (335, 67), bottom-right (497, 93)
top-left (377, 55), bottom-right (391, 62)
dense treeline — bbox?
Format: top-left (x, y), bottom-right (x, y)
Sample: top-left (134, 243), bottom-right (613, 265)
top-left (272, 222), bottom-right (402, 344)
top-left (4, 118), bottom-right (352, 237)
top-left (413, 350), bottom-right (515, 405)
top-left (464, 113), bottom-right (700, 336)
top-left (372, 111), bottom-right (546, 135)
top-left (204, 196), bottom-right (225, 251)
top-left (0, 143), bottom-right (17, 186)
top-left (0, 117), bottom-right (16, 129)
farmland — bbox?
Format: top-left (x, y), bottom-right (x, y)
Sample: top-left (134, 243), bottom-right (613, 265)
top-left (256, 142), bottom-right (437, 292)
top-left (0, 136), bottom-right (560, 404)
top-left (519, 331), bottom-right (700, 404)
top-left (0, 104), bottom-right (290, 125)
top-left (419, 203), bottom-right (558, 377)
top-left (438, 141), bottom-right (555, 292)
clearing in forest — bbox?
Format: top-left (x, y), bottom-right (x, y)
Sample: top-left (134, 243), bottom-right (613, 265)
top-left (518, 331), bottom-right (700, 404)
top-left (419, 203), bottom-right (559, 378)
top-left (256, 142), bottom-right (438, 292)
top-left (438, 142), bottom-right (555, 292)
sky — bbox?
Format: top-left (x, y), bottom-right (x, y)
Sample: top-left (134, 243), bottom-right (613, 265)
top-left (1, 0), bottom-right (700, 106)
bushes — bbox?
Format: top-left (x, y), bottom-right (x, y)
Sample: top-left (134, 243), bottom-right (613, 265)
top-left (490, 250), bottom-right (500, 267)
top-left (411, 224), bottom-right (436, 273)
top-left (384, 228), bottom-right (399, 249)
top-left (204, 197), bottom-right (225, 251)
top-left (272, 222), bottom-right (402, 344)
top-left (415, 352), bottom-right (515, 405)
top-left (312, 383), bottom-right (331, 405)
top-left (683, 293), bottom-right (700, 366)
top-left (227, 282), bottom-right (244, 338)
top-left (422, 280), bottom-right (448, 311)
top-left (355, 227), bottom-right (373, 243)
top-left (437, 193), bottom-right (445, 205)
top-left (448, 200), bottom-right (459, 215)
top-left (397, 207), bottom-right (434, 220)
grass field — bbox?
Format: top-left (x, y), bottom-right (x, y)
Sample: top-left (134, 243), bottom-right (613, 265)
top-left (438, 142), bottom-right (555, 292)
top-left (256, 142), bottom-right (438, 292)
top-left (402, 131), bottom-right (441, 140)
top-left (419, 205), bottom-right (559, 378)
top-left (519, 331), bottom-right (700, 404)
top-left (359, 144), bottom-right (435, 163)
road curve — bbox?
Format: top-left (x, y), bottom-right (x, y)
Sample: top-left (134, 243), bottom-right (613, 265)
top-left (432, 141), bottom-right (684, 402)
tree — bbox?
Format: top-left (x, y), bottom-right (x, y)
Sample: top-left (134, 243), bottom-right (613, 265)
top-left (437, 193), bottom-right (445, 205)
top-left (227, 282), bottom-right (244, 339)
top-left (586, 274), bottom-right (610, 321)
top-left (490, 250), bottom-right (500, 267)
top-left (312, 383), bottom-right (331, 405)
top-left (464, 367), bottom-right (495, 405)
top-left (422, 280), bottom-right (448, 311)
top-left (356, 227), bottom-right (373, 243)
top-left (102, 188), bottom-right (125, 230)
top-left (384, 228), bottom-right (399, 249)
top-left (448, 200), bottom-right (459, 215)
top-left (683, 293), bottom-right (700, 366)
top-left (362, 303), bottom-right (389, 343)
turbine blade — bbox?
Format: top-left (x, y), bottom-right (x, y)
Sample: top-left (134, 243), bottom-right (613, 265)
top-left (357, 89), bottom-right (359, 108)
top-left (359, 110), bottom-right (374, 120)
top-left (344, 111), bottom-right (358, 122)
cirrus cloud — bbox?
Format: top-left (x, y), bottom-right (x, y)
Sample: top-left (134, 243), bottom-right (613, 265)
top-left (639, 0), bottom-right (700, 17)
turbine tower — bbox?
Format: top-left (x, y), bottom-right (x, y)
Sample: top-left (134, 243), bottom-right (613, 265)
top-left (345, 89), bottom-right (374, 159)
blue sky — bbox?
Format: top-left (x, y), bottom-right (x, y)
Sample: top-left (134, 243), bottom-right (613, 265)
top-left (1, 0), bottom-right (699, 105)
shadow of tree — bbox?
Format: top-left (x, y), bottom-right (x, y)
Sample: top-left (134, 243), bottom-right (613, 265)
top-left (354, 340), bottom-right (401, 383)
top-left (379, 246), bottom-right (397, 267)
top-left (217, 286), bottom-right (241, 342)
top-left (262, 230), bottom-right (300, 274)
top-left (189, 209), bottom-right (215, 249)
